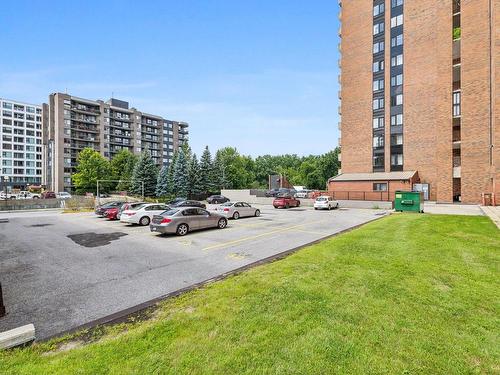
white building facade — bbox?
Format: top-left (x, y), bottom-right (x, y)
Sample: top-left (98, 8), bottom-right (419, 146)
top-left (0, 98), bottom-right (44, 191)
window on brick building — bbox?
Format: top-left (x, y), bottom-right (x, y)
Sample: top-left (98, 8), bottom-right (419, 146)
top-left (373, 183), bottom-right (388, 191)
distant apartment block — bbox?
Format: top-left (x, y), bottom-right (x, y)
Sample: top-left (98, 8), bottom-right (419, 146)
top-left (46, 93), bottom-right (189, 192)
top-left (0, 98), bottom-right (44, 191)
top-left (331, 0), bottom-right (499, 205)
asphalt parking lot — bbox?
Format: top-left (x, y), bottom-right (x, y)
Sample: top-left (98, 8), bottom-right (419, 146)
top-left (0, 205), bottom-right (387, 339)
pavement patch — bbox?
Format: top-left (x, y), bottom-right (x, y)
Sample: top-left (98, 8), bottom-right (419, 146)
top-left (67, 232), bottom-right (128, 248)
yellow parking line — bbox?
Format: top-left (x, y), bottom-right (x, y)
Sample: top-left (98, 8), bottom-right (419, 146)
top-left (202, 220), bottom-right (324, 251)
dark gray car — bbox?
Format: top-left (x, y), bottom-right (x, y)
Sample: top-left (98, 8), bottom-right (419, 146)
top-left (150, 207), bottom-right (227, 236)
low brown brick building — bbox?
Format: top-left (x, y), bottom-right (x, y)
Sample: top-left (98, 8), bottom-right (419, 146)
top-left (333, 0), bottom-right (499, 205)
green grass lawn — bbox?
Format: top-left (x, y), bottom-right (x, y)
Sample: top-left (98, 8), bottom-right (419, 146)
top-left (1, 214), bottom-right (499, 374)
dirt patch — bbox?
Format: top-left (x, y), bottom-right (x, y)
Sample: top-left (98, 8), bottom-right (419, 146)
top-left (67, 232), bottom-right (128, 248)
top-left (26, 223), bottom-right (53, 228)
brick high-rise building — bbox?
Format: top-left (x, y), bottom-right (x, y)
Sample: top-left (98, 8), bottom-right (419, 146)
top-left (46, 93), bottom-right (189, 192)
top-left (330, 0), bottom-right (499, 205)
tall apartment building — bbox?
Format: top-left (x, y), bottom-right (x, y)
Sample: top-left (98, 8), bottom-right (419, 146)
top-left (46, 93), bottom-right (189, 192)
top-left (330, 0), bottom-right (499, 205)
top-left (0, 98), bottom-right (44, 191)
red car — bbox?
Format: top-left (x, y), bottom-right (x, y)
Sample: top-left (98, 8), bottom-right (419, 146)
top-left (104, 207), bottom-right (120, 220)
top-left (273, 194), bottom-right (301, 209)
top-left (41, 191), bottom-right (57, 199)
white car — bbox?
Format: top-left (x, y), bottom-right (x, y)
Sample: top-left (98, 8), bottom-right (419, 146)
top-left (295, 190), bottom-right (312, 198)
top-left (314, 196), bottom-right (339, 210)
top-left (11, 191), bottom-right (41, 199)
top-left (57, 192), bottom-right (72, 199)
top-left (120, 203), bottom-right (170, 226)
top-left (214, 201), bottom-right (261, 219)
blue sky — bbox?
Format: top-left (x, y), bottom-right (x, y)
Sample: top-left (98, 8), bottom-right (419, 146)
top-left (0, 0), bottom-right (340, 157)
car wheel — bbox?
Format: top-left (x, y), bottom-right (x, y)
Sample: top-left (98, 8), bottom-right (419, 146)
top-left (328, 205), bottom-right (332, 210)
top-left (314, 207), bottom-right (318, 210)
top-left (139, 216), bottom-right (150, 226)
top-left (233, 211), bottom-right (240, 220)
top-left (255, 209), bottom-right (260, 217)
top-left (33, 196), bottom-right (39, 199)
top-left (217, 218), bottom-right (227, 229)
top-left (176, 223), bottom-right (189, 236)
top-left (296, 201), bottom-right (300, 207)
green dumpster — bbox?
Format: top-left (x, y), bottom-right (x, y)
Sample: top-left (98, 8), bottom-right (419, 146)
top-left (394, 191), bottom-right (424, 213)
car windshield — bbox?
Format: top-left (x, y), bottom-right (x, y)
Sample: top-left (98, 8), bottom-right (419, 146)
top-left (161, 208), bottom-right (179, 216)
top-left (316, 197), bottom-right (328, 201)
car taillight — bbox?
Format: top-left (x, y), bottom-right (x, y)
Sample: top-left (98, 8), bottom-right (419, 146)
top-left (125, 212), bottom-right (135, 216)
top-left (223, 208), bottom-right (229, 212)
top-left (161, 218), bottom-right (171, 224)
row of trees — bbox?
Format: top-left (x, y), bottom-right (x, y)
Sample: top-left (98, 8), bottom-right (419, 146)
top-left (72, 144), bottom-right (340, 197)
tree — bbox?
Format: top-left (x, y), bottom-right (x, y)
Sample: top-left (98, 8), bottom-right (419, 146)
top-left (130, 150), bottom-right (158, 197)
top-left (172, 148), bottom-right (189, 197)
top-left (319, 147), bottom-right (341, 184)
top-left (72, 148), bottom-right (112, 194)
top-left (110, 149), bottom-right (138, 192)
top-left (156, 165), bottom-right (169, 197)
top-left (215, 147), bottom-right (255, 189)
top-left (212, 152), bottom-right (226, 191)
top-left (167, 150), bottom-right (178, 195)
top-left (199, 146), bottom-right (214, 194)
top-left (187, 154), bottom-right (202, 198)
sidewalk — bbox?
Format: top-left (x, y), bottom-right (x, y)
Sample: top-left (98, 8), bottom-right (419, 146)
top-left (423, 202), bottom-right (484, 216)
top-left (481, 206), bottom-right (500, 229)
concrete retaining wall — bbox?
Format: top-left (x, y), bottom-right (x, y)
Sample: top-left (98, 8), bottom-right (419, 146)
top-left (221, 189), bottom-right (393, 209)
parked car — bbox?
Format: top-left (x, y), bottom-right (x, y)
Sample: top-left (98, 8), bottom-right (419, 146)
top-left (41, 191), bottom-right (57, 199)
top-left (206, 195), bottom-right (230, 204)
top-left (57, 192), bottom-right (72, 199)
top-left (265, 189), bottom-right (280, 197)
top-left (0, 192), bottom-right (17, 200)
top-left (214, 201), bottom-right (260, 219)
top-left (117, 201), bottom-right (145, 220)
top-left (170, 200), bottom-right (207, 209)
top-left (295, 189), bottom-right (312, 199)
top-left (273, 194), bottom-right (301, 209)
top-left (104, 207), bottom-right (120, 220)
top-left (120, 203), bottom-right (170, 226)
top-left (313, 196), bottom-right (339, 210)
top-left (169, 197), bottom-right (187, 205)
top-left (150, 207), bottom-right (227, 236)
top-left (95, 201), bottom-right (124, 216)
top-left (11, 191), bottom-right (41, 199)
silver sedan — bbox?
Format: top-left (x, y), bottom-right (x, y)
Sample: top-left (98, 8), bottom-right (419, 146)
top-left (150, 207), bottom-right (227, 236)
top-left (214, 201), bottom-right (261, 220)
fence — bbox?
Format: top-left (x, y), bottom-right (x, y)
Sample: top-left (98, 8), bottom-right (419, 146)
top-left (314, 191), bottom-right (392, 202)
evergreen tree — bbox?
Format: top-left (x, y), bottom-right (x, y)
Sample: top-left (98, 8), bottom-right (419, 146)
top-left (130, 150), bottom-right (158, 197)
top-left (111, 150), bottom-right (138, 192)
top-left (199, 146), bottom-right (214, 194)
top-left (212, 153), bottom-right (226, 192)
top-left (187, 153), bottom-right (202, 198)
top-left (172, 148), bottom-right (189, 198)
top-left (155, 165), bottom-right (169, 197)
top-left (167, 150), bottom-right (178, 195)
